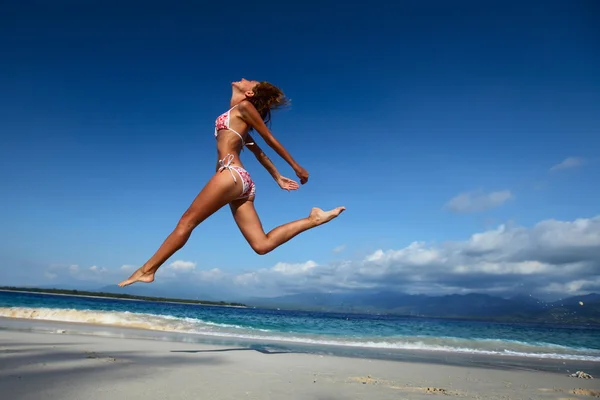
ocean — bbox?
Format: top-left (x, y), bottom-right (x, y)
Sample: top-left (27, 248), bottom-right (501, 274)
top-left (1, 290), bottom-right (599, 364)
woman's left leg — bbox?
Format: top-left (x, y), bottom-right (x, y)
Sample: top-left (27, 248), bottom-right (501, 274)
top-left (118, 169), bottom-right (245, 287)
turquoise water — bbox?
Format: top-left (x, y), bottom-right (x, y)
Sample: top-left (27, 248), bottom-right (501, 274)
top-left (1, 290), bottom-right (599, 362)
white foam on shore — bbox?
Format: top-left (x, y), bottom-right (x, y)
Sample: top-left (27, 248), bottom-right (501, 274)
top-left (1, 307), bottom-right (599, 362)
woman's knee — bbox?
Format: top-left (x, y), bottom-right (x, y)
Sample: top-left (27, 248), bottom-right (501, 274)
top-left (176, 211), bottom-right (199, 234)
top-left (250, 241), bottom-right (271, 256)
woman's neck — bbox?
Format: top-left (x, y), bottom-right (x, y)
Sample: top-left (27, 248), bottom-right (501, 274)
top-left (230, 93), bottom-right (247, 107)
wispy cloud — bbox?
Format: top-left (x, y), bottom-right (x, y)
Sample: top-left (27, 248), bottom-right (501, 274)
top-left (444, 189), bottom-right (513, 213)
top-left (332, 245), bottom-right (346, 253)
top-left (46, 264), bottom-right (108, 283)
top-left (550, 157), bottom-right (584, 172)
top-left (44, 272), bottom-right (57, 280)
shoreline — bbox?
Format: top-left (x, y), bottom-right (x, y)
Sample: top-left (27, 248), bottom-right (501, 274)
top-left (2, 317), bottom-right (599, 376)
top-left (1, 322), bottom-right (599, 400)
top-left (3, 288), bottom-right (598, 326)
top-left (0, 288), bottom-right (248, 308)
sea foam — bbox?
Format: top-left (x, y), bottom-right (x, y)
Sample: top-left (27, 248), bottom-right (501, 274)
top-left (2, 306), bottom-right (599, 362)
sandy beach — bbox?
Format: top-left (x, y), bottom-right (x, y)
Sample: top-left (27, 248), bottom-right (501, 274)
top-left (0, 319), bottom-right (598, 400)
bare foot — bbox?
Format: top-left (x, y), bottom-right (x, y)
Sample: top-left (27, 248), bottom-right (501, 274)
top-left (309, 206), bottom-right (346, 226)
top-left (118, 267), bottom-right (155, 287)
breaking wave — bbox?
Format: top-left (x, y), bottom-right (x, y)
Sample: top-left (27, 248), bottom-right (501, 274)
top-left (1, 306), bottom-right (599, 362)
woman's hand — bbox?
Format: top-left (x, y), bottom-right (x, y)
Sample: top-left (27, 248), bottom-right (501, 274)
top-left (277, 176), bottom-right (300, 191)
top-left (295, 166), bottom-right (309, 184)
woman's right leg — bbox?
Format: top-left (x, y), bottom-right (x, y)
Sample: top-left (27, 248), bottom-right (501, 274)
top-left (118, 171), bottom-right (243, 287)
top-left (229, 197), bottom-right (345, 255)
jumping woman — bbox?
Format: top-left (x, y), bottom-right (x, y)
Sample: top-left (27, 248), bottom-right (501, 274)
top-left (119, 79), bottom-right (345, 287)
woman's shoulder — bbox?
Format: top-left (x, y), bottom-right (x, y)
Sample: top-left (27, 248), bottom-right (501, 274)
top-left (236, 99), bottom-right (256, 112)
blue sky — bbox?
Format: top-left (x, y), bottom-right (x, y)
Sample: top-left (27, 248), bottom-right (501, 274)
top-left (1, 1), bottom-right (599, 300)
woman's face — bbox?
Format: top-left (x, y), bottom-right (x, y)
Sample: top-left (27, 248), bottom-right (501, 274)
top-left (232, 78), bottom-right (259, 95)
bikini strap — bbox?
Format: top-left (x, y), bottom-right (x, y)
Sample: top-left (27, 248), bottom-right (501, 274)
top-left (218, 154), bottom-right (237, 182)
top-left (227, 104), bottom-right (253, 148)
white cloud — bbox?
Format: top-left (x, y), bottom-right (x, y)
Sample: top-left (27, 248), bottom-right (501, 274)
top-left (445, 189), bottom-right (513, 213)
top-left (89, 265), bottom-right (107, 273)
top-left (37, 216), bottom-right (600, 301)
top-left (168, 260), bottom-right (196, 272)
top-left (185, 215), bottom-right (600, 299)
top-left (120, 264), bottom-right (136, 271)
top-left (272, 260), bottom-right (318, 275)
top-left (332, 245), bottom-right (346, 253)
top-left (550, 157), bottom-right (584, 172)
top-left (543, 277), bottom-right (600, 295)
top-left (233, 261), bottom-right (319, 287)
top-left (364, 243), bottom-right (443, 266)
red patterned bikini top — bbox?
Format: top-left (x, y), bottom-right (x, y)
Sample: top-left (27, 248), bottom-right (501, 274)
top-left (214, 104), bottom-right (253, 147)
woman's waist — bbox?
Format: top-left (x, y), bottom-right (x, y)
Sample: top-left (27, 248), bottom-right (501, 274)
top-left (215, 152), bottom-right (246, 171)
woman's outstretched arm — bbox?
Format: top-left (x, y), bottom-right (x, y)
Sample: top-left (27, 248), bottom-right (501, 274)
top-left (246, 136), bottom-right (299, 191)
top-left (245, 135), bottom-right (279, 180)
top-left (238, 100), bottom-right (309, 184)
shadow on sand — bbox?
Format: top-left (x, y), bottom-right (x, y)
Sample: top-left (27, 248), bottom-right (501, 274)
top-left (0, 338), bottom-right (227, 399)
top-left (170, 345), bottom-right (295, 355)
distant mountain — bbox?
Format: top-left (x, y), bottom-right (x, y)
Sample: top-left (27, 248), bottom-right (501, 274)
top-left (18, 282), bottom-right (598, 323)
top-left (549, 293), bottom-right (600, 307)
top-left (246, 291), bottom-right (600, 323)
top-left (538, 293), bottom-right (600, 323)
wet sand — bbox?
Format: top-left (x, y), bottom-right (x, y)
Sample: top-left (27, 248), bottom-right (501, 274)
top-left (1, 321), bottom-right (598, 400)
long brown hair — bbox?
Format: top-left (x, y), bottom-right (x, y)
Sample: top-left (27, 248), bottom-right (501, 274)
top-left (247, 81), bottom-right (290, 126)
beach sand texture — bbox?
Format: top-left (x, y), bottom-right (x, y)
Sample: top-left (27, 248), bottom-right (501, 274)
top-left (1, 328), bottom-right (598, 400)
